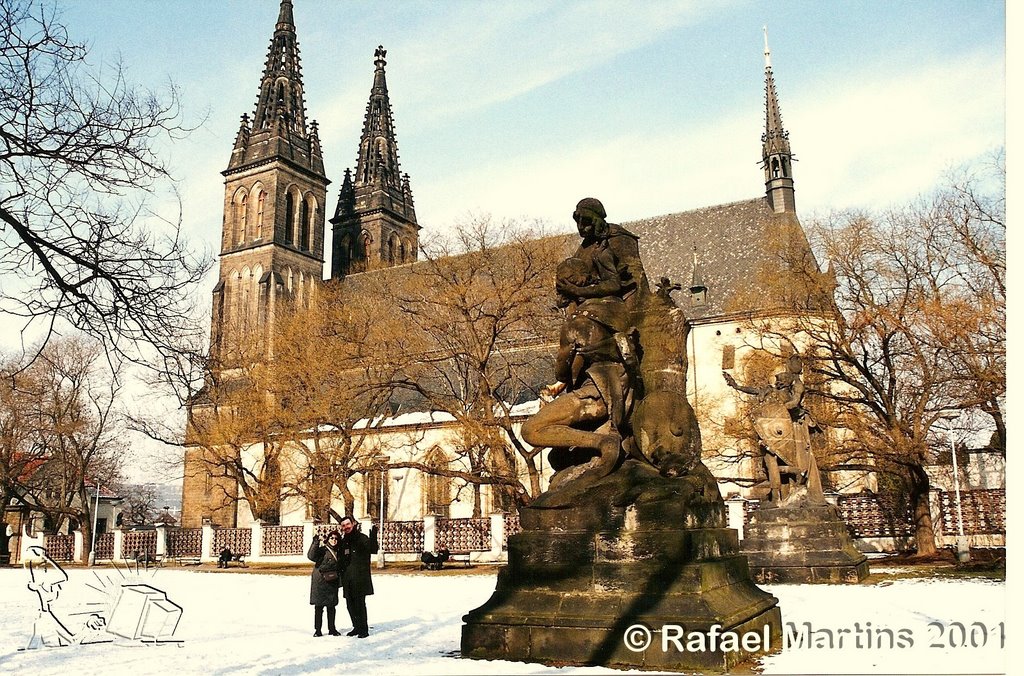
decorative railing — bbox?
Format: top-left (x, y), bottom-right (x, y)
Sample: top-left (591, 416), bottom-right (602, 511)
top-left (213, 527), bottom-right (251, 555)
top-left (503, 512), bottom-right (520, 549)
top-left (94, 532), bottom-right (114, 560)
top-left (937, 489), bottom-right (1005, 535)
top-left (167, 528), bottom-right (202, 558)
top-left (44, 533), bottom-right (74, 561)
top-left (836, 494), bottom-right (915, 538)
top-left (436, 518), bottom-right (491, 551)
top-left (380, 520), bottom-right (424, 553)
top-left (122, 530), bottom-right (158, 558)
top-left (262, 525), bottom-right (304, 555)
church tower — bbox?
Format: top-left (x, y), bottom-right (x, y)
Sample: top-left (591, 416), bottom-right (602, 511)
top-left (210, 0), bottom-right (329, 362)
top-left (330, 46), bottom-right (419, 278)
top-left (761, 28), bottom-right (796, 214)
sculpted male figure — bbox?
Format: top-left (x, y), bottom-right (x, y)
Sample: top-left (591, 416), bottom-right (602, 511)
top-left (522, 198), bottom-right (648, 488)
top-left (723, 355), bottom-right (824, 504)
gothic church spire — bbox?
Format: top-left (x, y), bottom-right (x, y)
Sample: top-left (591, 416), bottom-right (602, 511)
top-left (355, 46), bottom-right (405, 192)
top-left (761, 27), bottom-right (796, 214)
top-left (227, 0), bottom-right (324, 176)
top-left (331, 46), bottom-right (419, 278)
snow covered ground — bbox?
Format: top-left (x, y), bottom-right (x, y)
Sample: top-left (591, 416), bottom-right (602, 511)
top-left (1, 566), bottom-right (1005, 675)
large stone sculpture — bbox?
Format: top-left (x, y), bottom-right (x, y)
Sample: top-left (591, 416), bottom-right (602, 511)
top-left (723, 355), bottom-right (824, 506)
top-left (462, 199), bottom-right (781, 671)
top-left (724, 358), bottom-right (868, 583)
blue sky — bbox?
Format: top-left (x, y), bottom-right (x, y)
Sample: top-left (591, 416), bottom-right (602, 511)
top-left (61, 0), bottom-right (1005, 255)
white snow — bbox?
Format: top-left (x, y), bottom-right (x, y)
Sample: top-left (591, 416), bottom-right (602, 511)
top-left (1, 566), bottom-right (1005, 675)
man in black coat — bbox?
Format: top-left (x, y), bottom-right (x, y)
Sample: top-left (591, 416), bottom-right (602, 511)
top-left (338, 515), bottom-right (378, 638)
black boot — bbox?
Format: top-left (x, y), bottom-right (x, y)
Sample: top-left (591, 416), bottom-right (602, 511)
top-left (327, 606), bottom-right (340, 636)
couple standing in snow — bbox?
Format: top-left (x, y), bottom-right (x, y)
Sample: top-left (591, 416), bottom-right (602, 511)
top-left (308, 516), bottom-right (379, 638)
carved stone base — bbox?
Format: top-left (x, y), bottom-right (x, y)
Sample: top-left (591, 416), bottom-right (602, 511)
top-left (741, 504), bottom-right (870, 584)
top-left (461, 461), bottom-right (782, 672)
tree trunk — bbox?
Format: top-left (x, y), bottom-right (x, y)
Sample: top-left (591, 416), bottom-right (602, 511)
top-left (909, 465), bottom-right (937, 556)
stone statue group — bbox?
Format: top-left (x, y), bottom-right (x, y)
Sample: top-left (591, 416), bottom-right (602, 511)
top-left (522, 197), bottom-right (824, 506)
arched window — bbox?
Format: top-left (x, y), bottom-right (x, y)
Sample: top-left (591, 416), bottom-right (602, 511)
top-left (284, 192), bottom-right (295, 245)
top-left (388, 234), bottom-right (399, 262)
top-left (238, 193), bottom-right (248, 243)
top-left (241, 267), bottom-right (252, 327)
top-left (256, 190), bottom-right (266, 239)
top-left (365, 467), bottom-right (389, 521)
top-left (424, 448), bottom-right (451, 517)
top-left (361, 232), bottom-right (372, 263)
top-left (299, 197), bottom-right (311, 250)
top-left (771, 158), bottom-right (780, 178)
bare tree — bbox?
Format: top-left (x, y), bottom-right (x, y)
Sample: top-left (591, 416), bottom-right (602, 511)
top-left (385, 216), bottom-right (565, 514)
top-left (118, 482), bottom-right (158, 526)
top-left (736, 155), bottom-right (1005, 555)
top-left (0, 0), bottom-right (211, 363)
top-left (1, 337), bottom-right (124, 561)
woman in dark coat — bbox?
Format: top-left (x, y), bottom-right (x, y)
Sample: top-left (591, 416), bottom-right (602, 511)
top-left (338, 516), bottom-right (379, 637)
top-left (307, 530), bottom-right (342, 636)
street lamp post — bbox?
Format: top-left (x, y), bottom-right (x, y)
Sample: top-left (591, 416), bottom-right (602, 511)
top-left (939, 410), bottom-right (970, 563)
top-left (377, 464), bottom-right (386, 569)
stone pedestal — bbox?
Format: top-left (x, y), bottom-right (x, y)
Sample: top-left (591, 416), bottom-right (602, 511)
top-left (741, 503), bottom-right (869, 584)
top-left (462, 461), bottom-right (782, 672)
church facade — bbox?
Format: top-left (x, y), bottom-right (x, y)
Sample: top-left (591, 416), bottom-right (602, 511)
top-left (181, 1), bottom-right (866, 529)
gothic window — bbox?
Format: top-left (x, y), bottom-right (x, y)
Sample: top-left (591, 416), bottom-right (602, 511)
top-left (284, 192), bottom-right (295, 245)
top-left (424, 448), bottom-right (452, 517)
top-left (299, 198), bottom-right (310, 250)
top-left (361, 232), bottom-right (372, 258)
top-left (782, 157), bottom-right (790, 177)
top-left (771, 158), bottom-right (781, 178)
top-left (256, 190), bottom-right (266, 239)
top-left (241, 267), bottom-right (252, 328)
top-left (237, 192), bottom-right (248, 244)
top-left (365, 467), bottom-right (390, 521)
top-left (398, 240), bottom-right (406, 264)
top-left (722, 344), bottom-right (736, 370)
top-left (388, 234), bottom-right (399, 262)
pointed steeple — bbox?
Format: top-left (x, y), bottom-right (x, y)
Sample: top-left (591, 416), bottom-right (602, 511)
top-left (226, 0), bottom-right (324, 176)
top-left (761, 27), bottom-right (796, 214)
top-left (252, 0), bottom-right (304, 134)
top-left (331, 46), bottom-right (419, 279)
top-left (355, 46), bottom-right (404, 191)
top-left (334, 169), bottom-right (356, 219)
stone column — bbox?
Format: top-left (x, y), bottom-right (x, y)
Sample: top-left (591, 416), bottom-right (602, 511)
top-left (201, 519), bottom-right (215, 562)
top-left (489, 513), bottom-right (505, 559)
top-left (250, 520), bottom-right (263, 562)
top-left (302, 520), bottom-right (316, 556)
top-left (423, 515), bottom-right (436, 554)
top-left (73, 530), bottom-right (84, 563)
top-left (155, 525), bottom-right (169, 558)
top-left (725, 495), bottom-right (747, 540)
top-left (113, 528), bottom-right (124, 562)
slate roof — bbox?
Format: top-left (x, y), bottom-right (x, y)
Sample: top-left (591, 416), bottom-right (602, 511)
top-left (625, 196), bottom-right (805, 320)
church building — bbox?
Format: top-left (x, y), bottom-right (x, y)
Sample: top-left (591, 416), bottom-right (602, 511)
top-left (181, 1), bottom-right (857, 530)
